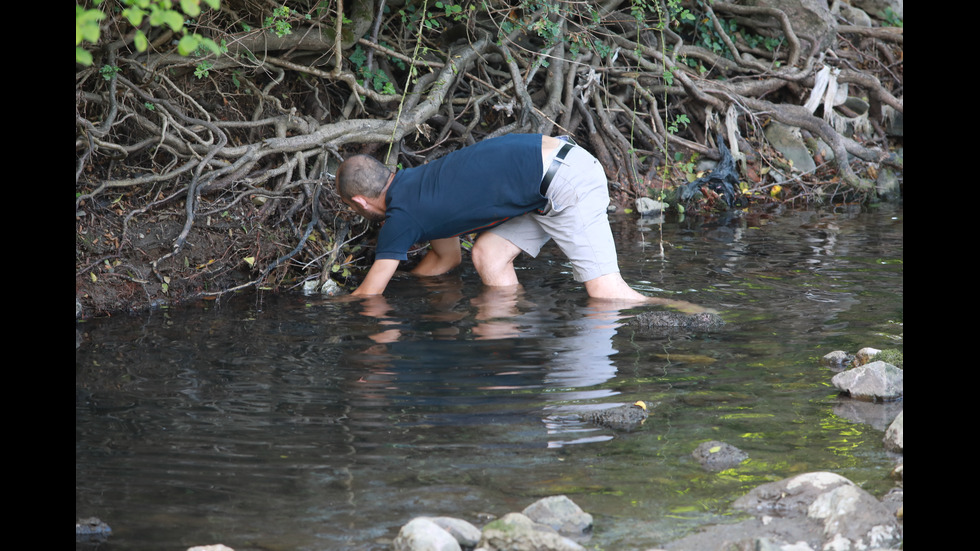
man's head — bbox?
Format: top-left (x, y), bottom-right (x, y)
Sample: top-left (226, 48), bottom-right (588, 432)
top-left (336, 154), bottom-right (393, 222)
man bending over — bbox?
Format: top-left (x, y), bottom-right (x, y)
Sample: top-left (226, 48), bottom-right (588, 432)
top-left (337, 133), bottom-right (670, 303)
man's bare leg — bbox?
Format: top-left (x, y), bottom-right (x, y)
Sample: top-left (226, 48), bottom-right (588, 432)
top-left (471, 232), bottom-right (523, 287)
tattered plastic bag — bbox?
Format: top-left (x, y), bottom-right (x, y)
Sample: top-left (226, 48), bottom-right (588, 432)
top-left (679, 133), bottom-right (745, 208)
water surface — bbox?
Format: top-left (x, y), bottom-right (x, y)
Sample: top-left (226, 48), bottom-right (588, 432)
top-left (76, 205), bottom-right (903, 550)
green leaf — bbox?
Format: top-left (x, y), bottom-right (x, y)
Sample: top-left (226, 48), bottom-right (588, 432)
top-left (123, 7), bottom-right (146, 26)
top-left (181, 0), bottom-right (201, 18)
top-left (151, 8), bottom-right (185, 32)
top-left (134, 30), bottom-right (148, 52)
top-left (200, 37), bottom-right (223, 55)
top-left (76, 47), bottom-right (94, 66)
top-left (77, 9), bottom-right (105, 44)
top-left (178, 34), bottom-right (199, 55)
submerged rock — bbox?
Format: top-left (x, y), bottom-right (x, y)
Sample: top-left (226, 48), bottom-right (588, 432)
top-left (628, 311), bottom-right (725, 331)
top-left (75, 517), bottom-right (112, 543)
top-left (692, 440), bottom-right (749, 472)
top-left (580, 401), bottom-right (649, 431)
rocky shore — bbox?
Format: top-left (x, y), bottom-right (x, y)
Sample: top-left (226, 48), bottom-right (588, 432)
top-left (78, 348), bottom-right (902, 550)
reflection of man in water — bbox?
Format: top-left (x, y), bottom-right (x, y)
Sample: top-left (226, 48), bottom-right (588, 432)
top-left (336, 133), bottom-right (704, 312)
top-left (353, 290), bottom-right (623, 403)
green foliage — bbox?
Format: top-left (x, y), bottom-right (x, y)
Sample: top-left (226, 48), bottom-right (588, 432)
top-left (665, 1), bottom-right (784, 71)
top-left (349, 45), bottom-right (397, 95)
top-left (264, 5), bottom-right (313, 38)
top-left (76, 0), bottom-right (222, 66)
top-left (667, 113), bottom-right (690, 135)
top-left (99, 64), bottom-right (121, 80)
top-left (76, 4), bottom-right (106, 66)
top-left (880, 7), bottom-right (903, 27)
top-left (434, 1), bottom-right (463, 19)
top-left (398, 0), bottom-right (467, 32)
top-left (194, 60), bottom-right (214, 79)
top-left (673, 152), bottom-right (698, 180)
top-left (874, 348), bottom-right (903, 368)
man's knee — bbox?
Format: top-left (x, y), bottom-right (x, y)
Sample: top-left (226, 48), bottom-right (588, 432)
top-left (471, 238), bottom-right (506, 271)
top-left (472, 234), bottom-right (521, 285)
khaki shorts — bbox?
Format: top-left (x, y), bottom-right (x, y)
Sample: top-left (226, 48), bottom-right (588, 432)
top-left (487, 145), bottom-right (620, 282)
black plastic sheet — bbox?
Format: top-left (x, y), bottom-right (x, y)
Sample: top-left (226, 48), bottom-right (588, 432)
top-left (679, 133), bottom-right (746, 208)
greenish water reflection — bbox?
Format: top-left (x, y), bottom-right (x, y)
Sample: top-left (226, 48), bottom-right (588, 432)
top-left (76, 206), bottom-right (902, 550)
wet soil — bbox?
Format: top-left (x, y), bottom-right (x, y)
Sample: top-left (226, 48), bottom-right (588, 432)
top-left (75, 201), bottom-right (295, 318)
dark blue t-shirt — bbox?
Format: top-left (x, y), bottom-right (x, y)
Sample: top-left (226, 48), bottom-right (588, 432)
top-left (376, 133), bottom-right (547, 261)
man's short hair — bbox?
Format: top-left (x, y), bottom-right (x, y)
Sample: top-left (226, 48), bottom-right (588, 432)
top-left (336, 154), bottom-right (392, 200)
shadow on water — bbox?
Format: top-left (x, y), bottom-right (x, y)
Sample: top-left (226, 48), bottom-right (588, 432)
top-left (76, 205), bottom-right (903, 550)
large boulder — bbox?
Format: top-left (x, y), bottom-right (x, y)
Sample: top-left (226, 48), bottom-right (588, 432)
top-left (734, 472), bottom-right (902, 549)
top-left (831, 361), bottom-right (903, 401)
top-left (745, 0), bottom-right (838, 52)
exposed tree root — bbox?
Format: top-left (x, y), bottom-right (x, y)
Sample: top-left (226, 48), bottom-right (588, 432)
top-left (76, 0), bottom-right (903, 316)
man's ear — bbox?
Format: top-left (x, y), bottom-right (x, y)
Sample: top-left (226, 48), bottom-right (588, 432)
top-left (350, 195), bottom-right (370, 210)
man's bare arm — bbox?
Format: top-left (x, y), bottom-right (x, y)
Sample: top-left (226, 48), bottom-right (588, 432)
top-left (352, 259), bottom-right (401, 296)
top-left (411, 237), bottom-right (462, 277)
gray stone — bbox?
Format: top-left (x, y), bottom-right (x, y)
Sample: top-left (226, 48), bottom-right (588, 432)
top-left (819, 350), bottom-right (853, 370)
top-left (807, 484), bottom-right (902, 549)
top-left (831, 361), bottom-right (903, 401)
top-left (692, 440), bottom-right (749, 472)
top-left (426, 517), bottom-right (482, 548)
top-left (670, 472), bottom-right (902, 550)
top-left (733, 472), bottom-right (853, 518)
top-left (303, 278), bottom-right (344, 296)
top-left (635, 197), bottom-right (666, 216)
top-left (76, 517), bottom-right (112, 543)
top-left (841, 96), bottom-right (870, 115)
top-left (580, 402), bottom-right (649, 432)
top-left (765, 121), bottom-right (816, 173)
top-left (478, 513), bottom-right (585, 551)
top-left (521, 495), bottom-right (593, 538)
top-left (883, 410), bottom-right (903, 452)
top-left (852, 0), bottom-right (903, 19)
top-left (886, 109), bottom-right (903, 137)
top-left (393, 517), bottom-right (462, 551)
top-left (629, 311), bottom-right (725, 331)
top-left (876, 167), bottom-right (901, 201)
top-left (837, 3), bottom-right (873, 27)
top-left (747, 0), bottom-right (837, 52)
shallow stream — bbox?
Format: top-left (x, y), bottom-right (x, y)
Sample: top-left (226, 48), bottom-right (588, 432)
top-left (76, 205), bottom-right (903, 550)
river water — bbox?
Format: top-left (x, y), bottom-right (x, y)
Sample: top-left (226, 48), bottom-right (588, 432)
top-left (76, 205), bottom-right (903, 550)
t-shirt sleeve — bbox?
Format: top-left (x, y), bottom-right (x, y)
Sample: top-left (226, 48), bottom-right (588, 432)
top-left (374, 211), bottom-right (422, 261)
